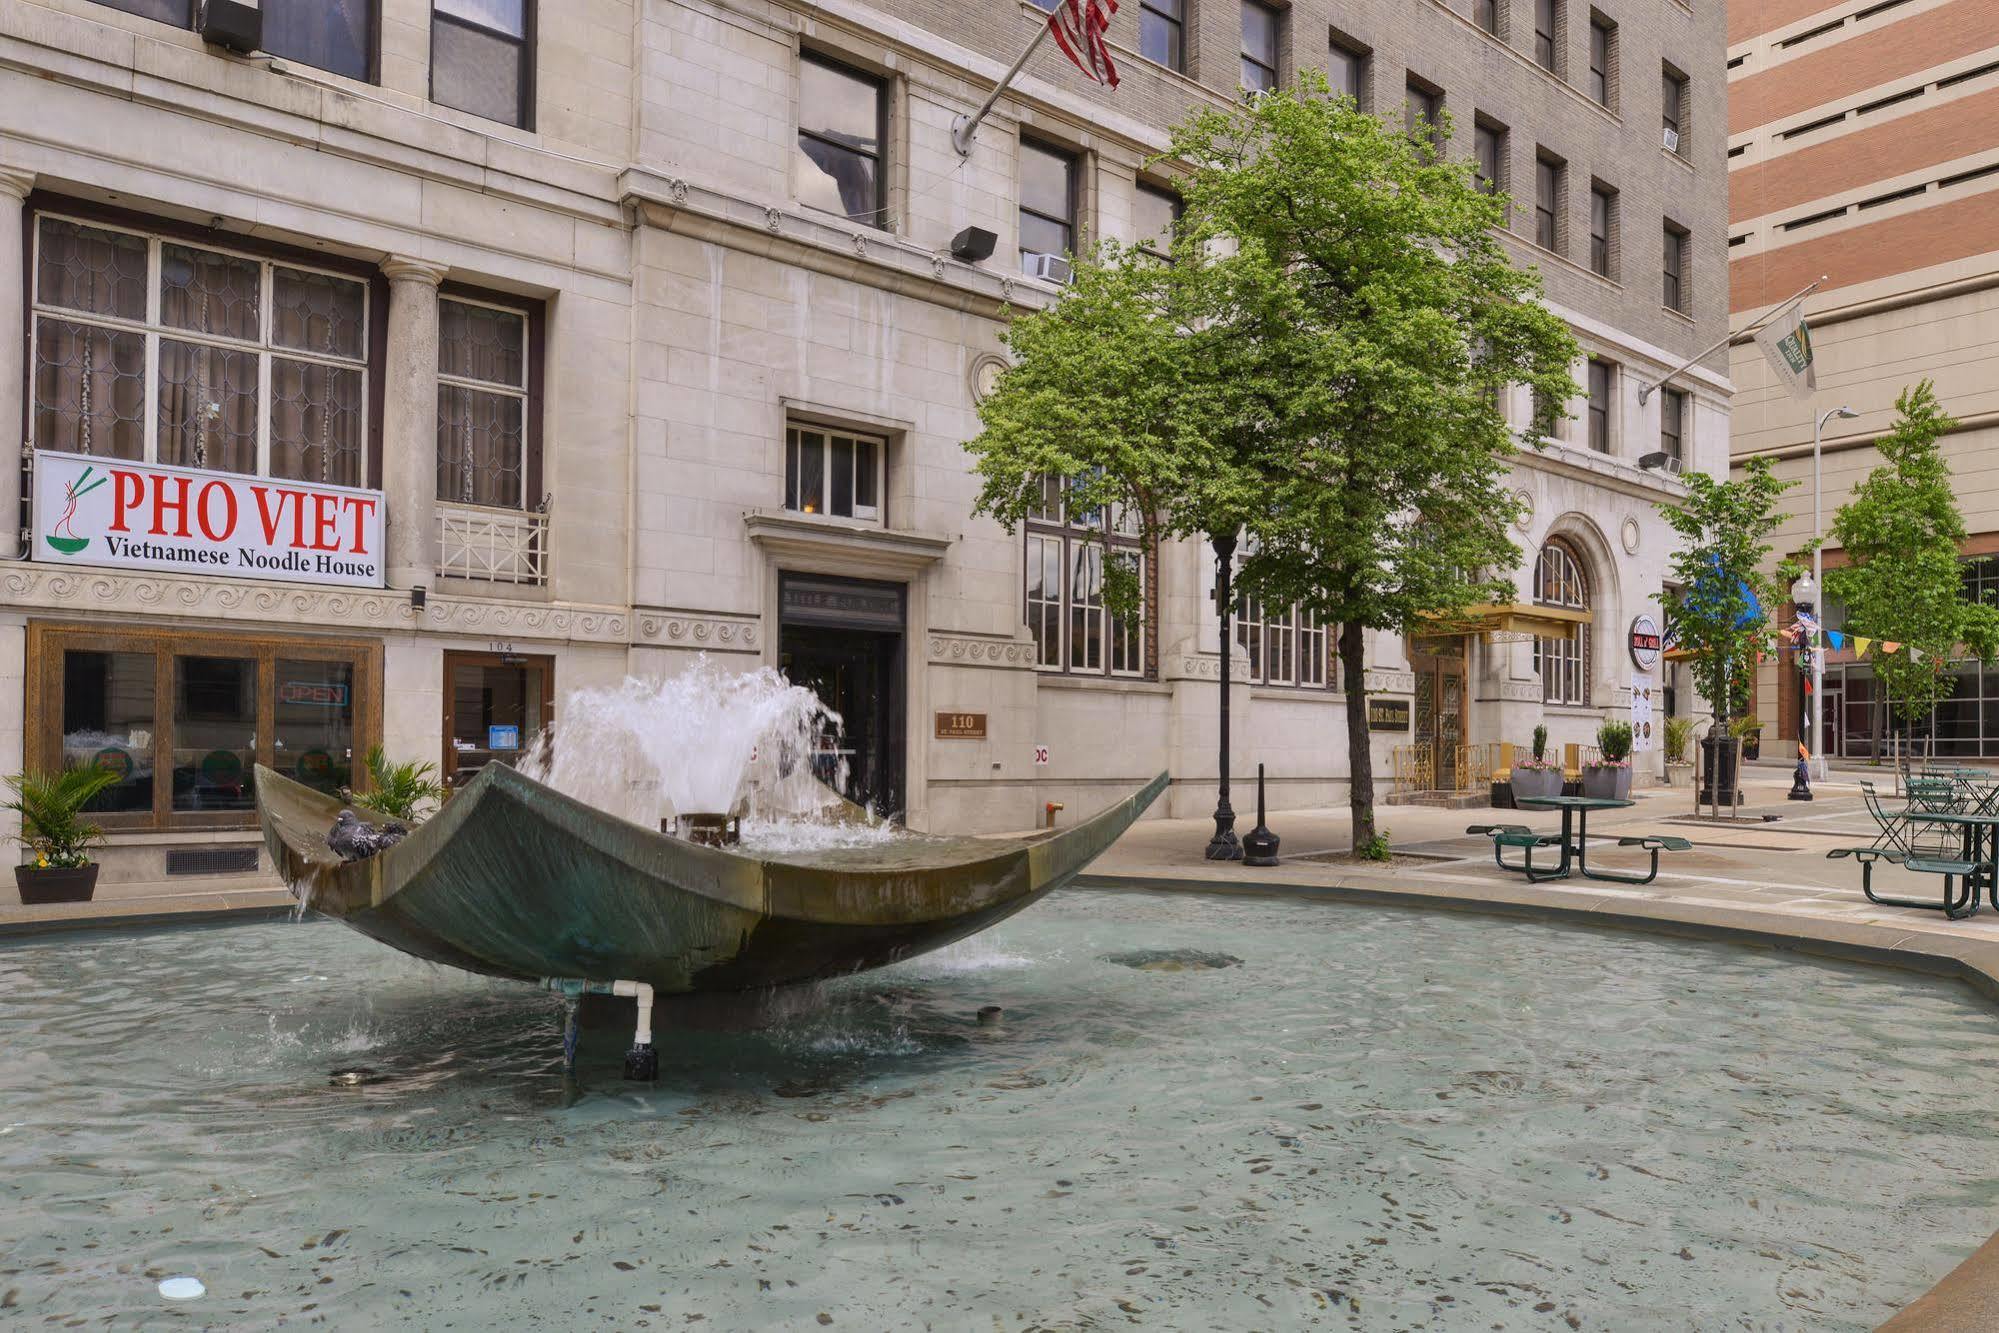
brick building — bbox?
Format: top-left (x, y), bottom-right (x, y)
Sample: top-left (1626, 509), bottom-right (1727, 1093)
top-left (1, 0), bottom-right (1727, 905)
top-left (1729, 0), bottom-right (1999, 759)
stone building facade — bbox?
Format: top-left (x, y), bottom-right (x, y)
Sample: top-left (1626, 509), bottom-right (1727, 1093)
top-left (1729, 0), bottom-right (1999, 760)
top-left (1, 0), bottom-right (1728, 905)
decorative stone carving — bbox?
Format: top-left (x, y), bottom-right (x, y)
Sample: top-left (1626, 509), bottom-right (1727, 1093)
top-left (969, 354), bottom-right (1009, 404)
top-left (1, 567), bottom-right (630, 642)
top-left (927, 634), bottom-right (1032, 667)
top-left (633, 611), bottom-right (761, 652)
top-left (1513, 488), bottom-right (1535, 532)
top-left (852, 232), bottom-right (868, 257)
top-left (1000, 276), bottom-right (1015, 303)
top-left (1364, 668), bottom-right (1416, 694)
top-left (1621, 515), bottom-right (1641, 555)
top-left (669, 177), bottom-right (689, 205)
top-left (932, 254), bottom-right (947, 279)
top-left (765, 206), bottom-right (782, 233)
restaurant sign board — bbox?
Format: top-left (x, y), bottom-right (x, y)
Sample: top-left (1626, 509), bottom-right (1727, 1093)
top-left (33, 451), bottom-right (385, 588)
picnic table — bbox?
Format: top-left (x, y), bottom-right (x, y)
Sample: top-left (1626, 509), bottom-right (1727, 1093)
top-left (1902, 810), bottom-right (1999, 916)
top-left (1467, 795), bottom-right (1690, 886)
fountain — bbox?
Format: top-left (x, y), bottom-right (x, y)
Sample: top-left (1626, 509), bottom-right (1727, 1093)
top-left (254, 657), bottom-right (1166, 1076)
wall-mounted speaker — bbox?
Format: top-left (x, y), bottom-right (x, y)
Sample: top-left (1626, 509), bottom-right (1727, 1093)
top-left (949, 227), bottom-right (998, 264)
top-left (198, 0), bottom-right (262, 55)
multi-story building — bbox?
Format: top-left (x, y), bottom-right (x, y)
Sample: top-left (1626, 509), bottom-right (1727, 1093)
top-left (0, 0), bottom-right (1726, 904)
top-left (1730, 0), bottom-right (1999, 760)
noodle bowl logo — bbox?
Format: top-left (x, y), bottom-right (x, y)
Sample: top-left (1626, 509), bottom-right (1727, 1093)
top-left (44, 464), bottom-right (104, 556)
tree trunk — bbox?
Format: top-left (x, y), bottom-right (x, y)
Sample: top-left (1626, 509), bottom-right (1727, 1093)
top-left (1340, 621), bottom-right (1376, 853)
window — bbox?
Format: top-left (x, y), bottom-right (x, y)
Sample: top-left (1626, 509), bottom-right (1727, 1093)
top-left (1328, 37), bottom-right (1369, 107)
top-left (1475, 120), bottom-right (1507, 196)
top-left (1140, 0), bottom-right (1185, 71)
top-left (437, 294), bottom-right (537, 511)
top-left (1535, 0), bottom-right (1559, 73)
top-left (795, 53), bottom-right (887, 226)
top-left (1475, 0), bottom-right (1500, 36)
top-left (432, 1), bottom-right (533, 128)
top-left (1535, 152), bottom-right (1564, 253)
top-left (1588, 13), bottom-right (1616, 107)
top-left (1587, 358), bottom-right (1613, 452)
top-left (1533, 541), bottom-right (1590, 705)
top-left (1237, 601), bottom-right (1330, 687)
top-left (1135, 182), bottom-right (1181, 262)
top-left (1019, 140), bottom-right (1077, 275)
top-left (28, 622), bottom-right (378, 832)
top-left (1660, 386), bottom-right (1686, 464)
top-left (1662, 220), bottom-right (1688, 312)
top-left (264, 1), bottom-right (376, 81)
top-left (1589, 182), bottom-right (1615, 277)
top-left (30, 212), bottom-right (373, 486)
top-left (1663, 66), bottom-right (1688, 152)
top-left (1405, 80), bottom-right (1443, 147)
top-left (1241, 2), bottom-right (1281, 94)
top-left (1025, 478), bottom-right (1147, 677)
top-left (785, 425), bottom-right (883, 522)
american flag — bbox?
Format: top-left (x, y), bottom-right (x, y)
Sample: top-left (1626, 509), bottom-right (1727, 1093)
top-left (1048, 0), bottom-right (1120, 89)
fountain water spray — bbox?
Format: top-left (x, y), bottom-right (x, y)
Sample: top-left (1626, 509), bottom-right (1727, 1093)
top-left (518, 655), bottom-right (891, 848)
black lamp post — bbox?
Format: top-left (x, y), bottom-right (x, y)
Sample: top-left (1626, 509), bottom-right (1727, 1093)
top-left (1206, 533), bottom-right (1244, 861)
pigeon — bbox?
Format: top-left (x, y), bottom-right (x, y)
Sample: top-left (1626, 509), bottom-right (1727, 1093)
top-left (325, 809), bottom-right (410, 862)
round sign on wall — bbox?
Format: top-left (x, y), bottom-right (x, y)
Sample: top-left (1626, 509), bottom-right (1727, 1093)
top-left (1629, 614), bottom-right (1663, 670)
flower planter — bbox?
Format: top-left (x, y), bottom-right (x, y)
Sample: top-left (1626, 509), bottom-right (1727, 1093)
top-left (1580, 765), bottom-right (1632, 801)
top-left (1664, 761), bottom-right (1694, 787)
top-left (15, 863), bottom-right (99, 905)
top-left (1510, 766), bottom-right (1563, 802)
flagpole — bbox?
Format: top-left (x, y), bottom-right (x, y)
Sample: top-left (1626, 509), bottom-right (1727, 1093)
top-left (953, 20), bottom-right (1057, 156)
top-left (1637, 276), bottom-right (1826, 405)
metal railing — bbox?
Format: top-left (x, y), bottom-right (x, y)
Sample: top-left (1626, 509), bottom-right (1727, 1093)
top-left (1391, 742), bottom-right (1517, 793)
top-left (436, 503), bottom-right (548, 585)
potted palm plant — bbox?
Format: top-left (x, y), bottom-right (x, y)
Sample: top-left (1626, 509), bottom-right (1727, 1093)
top-left (342, 746), bottom-right (447, 824)
top-left (1582, 719), bottom-right (1634, 800)
top-left (7, 768), bottom-right (121, 905)
top-left (1511, 724), bottom-right (1563, 801)
top-left (1663, 716), bottom-right (1695, 786)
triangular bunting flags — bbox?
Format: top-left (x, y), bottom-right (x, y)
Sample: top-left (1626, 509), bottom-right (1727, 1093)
top-left (1828, 629), bottom-right (1845, 651)
top-left (1883, 641), bottom-right (1902, 654)
top-left (1909, 646), bottom-right (1924, 663)
top-left (1854, 636), bottom-right (1873, 655)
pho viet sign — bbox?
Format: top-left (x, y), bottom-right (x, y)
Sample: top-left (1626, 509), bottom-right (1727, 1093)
top-left (33, 451), bottom-right (384, 588)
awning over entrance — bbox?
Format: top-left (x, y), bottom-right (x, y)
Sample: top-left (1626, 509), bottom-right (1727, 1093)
top-left (1415, 602), bottom-right (1594, 639)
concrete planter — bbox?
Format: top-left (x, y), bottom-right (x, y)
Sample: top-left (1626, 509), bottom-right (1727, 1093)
top-left (1581, 765), bottom-right (1633, 801)
top-left (1511, 766), bottom-right (1563, 802)
top-left (1664, 761), bottom-right (1694, 786)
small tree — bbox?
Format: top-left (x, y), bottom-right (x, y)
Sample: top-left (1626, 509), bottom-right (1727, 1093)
top-left (1826, 381), bottom-right (1999, 762)
top-left (1659, 457), bottom-right (1797, 745)
top-left (967, 79), bottom-right (1578, 853)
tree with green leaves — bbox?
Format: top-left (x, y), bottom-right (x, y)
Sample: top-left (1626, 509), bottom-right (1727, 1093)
top-left (1826, 380), bottom-right (1999, 758)
top-left (1658, 456), bottom-right (1797, 744)
top-left (966, 77), bottom-right (1579, 853)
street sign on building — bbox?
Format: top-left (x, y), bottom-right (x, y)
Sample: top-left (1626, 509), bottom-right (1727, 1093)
top-left (32, 451), bottom-right (385, 589)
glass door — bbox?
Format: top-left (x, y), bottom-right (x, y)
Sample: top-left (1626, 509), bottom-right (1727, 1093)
top-left (442, 652), bottom-right (553, 789)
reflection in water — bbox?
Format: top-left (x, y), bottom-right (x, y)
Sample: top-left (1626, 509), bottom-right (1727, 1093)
top-left (3, 891), bottom-right (1998, 1328)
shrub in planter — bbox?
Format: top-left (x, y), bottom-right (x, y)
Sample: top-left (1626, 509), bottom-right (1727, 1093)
top-left (1663, 716), bottom-right (1695, 767)
top-left (1512, 723), bottom-right (1563, 801)
top-left (7, 767), bottom-right (121, 905)
top-left (1582, 719), bottom-right (1634, 800)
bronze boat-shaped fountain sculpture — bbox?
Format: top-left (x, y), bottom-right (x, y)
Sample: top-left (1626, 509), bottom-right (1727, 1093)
top-left (255, 762), bottom-right (1167, 1000)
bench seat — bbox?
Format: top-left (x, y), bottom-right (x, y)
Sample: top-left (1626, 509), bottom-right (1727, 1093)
top-left (1495, 832), bottom-right (1562, 850)
top-left (1616, 835), bottom-right (1693, 852)
top-left (1827, 846), bottom-right (1906, 864)
top-left (1466, 824), bottom-right (1532, 837)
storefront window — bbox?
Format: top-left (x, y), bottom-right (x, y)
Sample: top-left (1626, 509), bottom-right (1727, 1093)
top-left (275, 660), bottom-right (357, 796)
top-left (30, 625), bottom-right (377, 830)
top-left (60, 650), bottom-right (155, 814)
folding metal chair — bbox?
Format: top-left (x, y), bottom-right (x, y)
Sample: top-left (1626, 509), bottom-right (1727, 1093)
top-left (1860, 780), bottom-right (1921, 857)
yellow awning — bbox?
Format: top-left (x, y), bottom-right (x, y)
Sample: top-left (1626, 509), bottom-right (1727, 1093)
top-left (1416, 603), bottom-right (1595, 638)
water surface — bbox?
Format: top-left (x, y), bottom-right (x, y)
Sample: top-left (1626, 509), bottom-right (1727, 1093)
top-left (3, 890), bottom-right (1996, 1329)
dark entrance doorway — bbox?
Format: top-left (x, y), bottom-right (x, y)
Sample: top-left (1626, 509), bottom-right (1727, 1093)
top-left (442, 651), bottom-right (554, 790)
top-left (778, 574), bottom-right (905, 817)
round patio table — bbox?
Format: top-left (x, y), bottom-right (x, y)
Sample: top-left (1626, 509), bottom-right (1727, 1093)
top-left (1514, 795), bottom-right (1637, 883)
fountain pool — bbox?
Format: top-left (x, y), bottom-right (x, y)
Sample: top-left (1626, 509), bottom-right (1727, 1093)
top-left (4, 888), bottom-right (1997, 1328)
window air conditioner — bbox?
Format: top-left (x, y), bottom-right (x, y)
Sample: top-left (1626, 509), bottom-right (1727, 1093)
top-left (1663, 127), bottom-right (1681, 153)
top-left (1023, 252), bottom-right (1074, 285)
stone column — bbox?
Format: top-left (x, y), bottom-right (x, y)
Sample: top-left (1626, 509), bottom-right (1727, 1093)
top-left (380, 255), bottom-right (450, 590)
top-left (0, 167), bottom-right (36, 559)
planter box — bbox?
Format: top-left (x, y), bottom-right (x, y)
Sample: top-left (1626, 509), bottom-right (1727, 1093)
top-left (1664, 761), bottom-right (1694, 786)
top-left (15, 863), bottom-right (99, 905)
top-left (1510, 767), bottom-right (1563, 802)
top-left (1581, 765), bottom-right (1633, 801)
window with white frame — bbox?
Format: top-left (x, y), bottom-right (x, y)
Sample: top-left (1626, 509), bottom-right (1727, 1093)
top-left (1532, 539), bottom-right (1591, 704)
top-left (785, 424), bottom-right (883, 522)
top-left (1025, 477), bottom-right (1146, 677)
top-left (437, 295), bottom-right (534, 509)
top-left (30, 212), bottom-right (372, 487)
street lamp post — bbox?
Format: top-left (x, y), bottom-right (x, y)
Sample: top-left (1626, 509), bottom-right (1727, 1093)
top-left (1206, 532), bottom-right (1244, 861)
top-left (1806, 405), bottom-right (1859, 780)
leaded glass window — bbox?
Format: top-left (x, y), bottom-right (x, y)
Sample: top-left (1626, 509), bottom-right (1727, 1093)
top-left (1533, 540), bottom-right (1590, 705)
top-left (29, 213), bottom-right (371, 485)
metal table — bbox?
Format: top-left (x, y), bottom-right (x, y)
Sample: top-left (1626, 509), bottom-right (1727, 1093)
top-left (1513, 795), bottom-right (1638, 883)
top-left (1902, 811), bottom-right (1999, 915)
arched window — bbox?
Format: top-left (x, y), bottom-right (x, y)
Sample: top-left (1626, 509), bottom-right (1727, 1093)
top-left (1533, 540), bottom-right (1590, 705)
